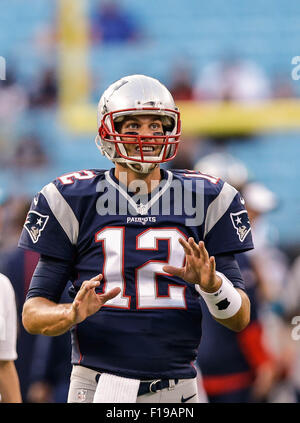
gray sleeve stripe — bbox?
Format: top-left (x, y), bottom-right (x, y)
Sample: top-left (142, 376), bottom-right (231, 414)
top-left (40, 183), bottom-right (79, 245)
top-left (204, 182), bottom-right (238, 239)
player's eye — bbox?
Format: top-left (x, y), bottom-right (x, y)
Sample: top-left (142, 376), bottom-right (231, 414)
top-left (126, 123), bottom-right (139, 129)
top-left (124, 131), bottom-right (139, 135)
top-left (150, 123), bottom-right (161, 130)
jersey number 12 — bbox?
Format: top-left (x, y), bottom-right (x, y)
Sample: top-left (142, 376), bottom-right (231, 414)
top-left (95, 227), bottom-right (187, 309)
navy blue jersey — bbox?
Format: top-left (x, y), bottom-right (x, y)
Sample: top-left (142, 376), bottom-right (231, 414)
top-left (19, 168), bottom-right (253, 380)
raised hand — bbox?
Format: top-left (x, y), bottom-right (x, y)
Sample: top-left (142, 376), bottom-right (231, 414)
top-left (163, 237), bottom-right (222, 293)
top-left (68, 274), bottom-right (121, 325)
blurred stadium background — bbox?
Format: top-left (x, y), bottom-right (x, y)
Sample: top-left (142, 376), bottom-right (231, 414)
top-left (1, 0), bottom-right (300, 403)
top-left (1, 0), bottom-right (299, 253)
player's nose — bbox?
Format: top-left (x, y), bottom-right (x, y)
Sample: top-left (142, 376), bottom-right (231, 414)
top-left (139, 126), bottom-right (156, 141)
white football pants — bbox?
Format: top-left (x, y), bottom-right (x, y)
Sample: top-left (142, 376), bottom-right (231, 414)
top-left (67, 365), bottom-right (200, 403)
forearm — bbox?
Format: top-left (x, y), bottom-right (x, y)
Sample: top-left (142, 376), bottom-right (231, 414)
top-left (0, 361), bottom-right (22, 403)
top-left (22, 297), bottom-right (74, 336)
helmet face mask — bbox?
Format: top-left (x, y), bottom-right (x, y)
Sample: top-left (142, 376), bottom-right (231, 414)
top-left (95, 75), bottom-right (181, 173)
top-left (99, 107), bottom-right (181, 164)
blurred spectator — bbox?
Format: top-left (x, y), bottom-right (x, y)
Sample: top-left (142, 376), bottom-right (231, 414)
top-left (167, 136), bottom-right (200, 170)
top-left (0, 273), bottom-right (22, 402)
top-left (241, 182), bottom-right (285, 303)
top-left (194, 156), bottom-right (279, 402)
top-left (91, 1), bottom-right (142, 44)
top-left (0, 195), bottom-right (72, 402)
top-left (196, 252), bottom-right (278, 403)
top-left (0, 190), bottom-right (22, 402)
top-left (0, 196), bottom-right (40, 401)
top-left (193, 56), bottom-right (271, 102)
top-left (0, 246), bottom-right (39, 402)
top-left (11, 134), bottom-right (49, 170)
top-left (279, 256), bottom-right (300, 402)
top-left (0, 187), bottom-right (8, 245)
top-left (0, 69), bottom-right (28, 124)
top-left (168, 63), bottom-right (194, 101)
top-left (241, 182), bottom-right (295, 402)
top-left (194, 152), bottom-right (249, 191)
top-left (29, 69), bottom-right (58, 109)
top-left (0, 197), bottom-right (33, 253)
top-left (0, 69), bottom-right (28, 161)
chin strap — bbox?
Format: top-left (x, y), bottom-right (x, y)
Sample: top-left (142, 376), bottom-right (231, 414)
top-left (126, 162), bottom-right (158, 174)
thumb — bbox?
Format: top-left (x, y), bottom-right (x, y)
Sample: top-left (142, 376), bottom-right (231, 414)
top-left (99, 287), bottom-right (121, 304)
top-left (163, 265), bottom-right (184, 278)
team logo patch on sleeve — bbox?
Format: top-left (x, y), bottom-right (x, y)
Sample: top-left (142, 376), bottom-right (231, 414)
top-left (230, 210), bottom-right (251, 242)
top-left (24, 211), bottom-right (49, 244)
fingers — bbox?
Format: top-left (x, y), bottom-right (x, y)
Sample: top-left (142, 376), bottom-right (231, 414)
top-left (198, 241), bottom-right (209, 262)
top-left (179, 237), bottom-right (193, 256)
top-left (90, 274), bottom-right (103, 282)
top-left (188, 237), bottom-right (200, 258)
top-left (210, 256), bottom-right (216, 273)
top-left (75, 275), bottom-right (103, 301)
top-left (180, 237), bottom-right (210, 262)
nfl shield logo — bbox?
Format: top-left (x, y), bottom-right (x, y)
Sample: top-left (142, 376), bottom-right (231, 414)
top-left (24, 211), bottom-right (49, 244)
top-left (77, 389), bottom-right (88, 402)
top-left (137, 203), bottom-right (148, 215)
top-left (230, 210), bottom-right (251, 242)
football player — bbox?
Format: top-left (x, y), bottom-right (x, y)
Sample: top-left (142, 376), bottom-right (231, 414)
top-left (20, 75), bottom-right (253, 403)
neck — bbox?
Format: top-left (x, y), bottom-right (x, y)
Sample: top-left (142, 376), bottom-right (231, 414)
top-left (114, 163), bottom-right (162, 194)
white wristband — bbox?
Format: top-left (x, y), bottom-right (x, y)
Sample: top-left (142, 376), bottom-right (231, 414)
top-left (195, 271), bottom-right (242, 319)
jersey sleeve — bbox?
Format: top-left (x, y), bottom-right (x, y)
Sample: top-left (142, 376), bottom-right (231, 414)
top-left (18, 182), bottom-right (78, 261)
top-left (204, 182), bottom-right (254, 256)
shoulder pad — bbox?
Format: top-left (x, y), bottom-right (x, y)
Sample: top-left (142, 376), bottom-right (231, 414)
top-left (171, 169), bottom-right (221, 185)
top-left (52, 169), bottom-right (106, 197)
top-left (171, 168), bottom-right (224, 197)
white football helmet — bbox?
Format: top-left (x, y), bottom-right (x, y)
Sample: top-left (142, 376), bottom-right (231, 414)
top-left (95, 74), bottom-right (181, 173)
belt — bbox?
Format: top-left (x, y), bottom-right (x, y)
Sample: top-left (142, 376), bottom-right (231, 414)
top-left (95, 373), bottom-right (179, 396)
top-left (138, 379), bottom-right (179, 396)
